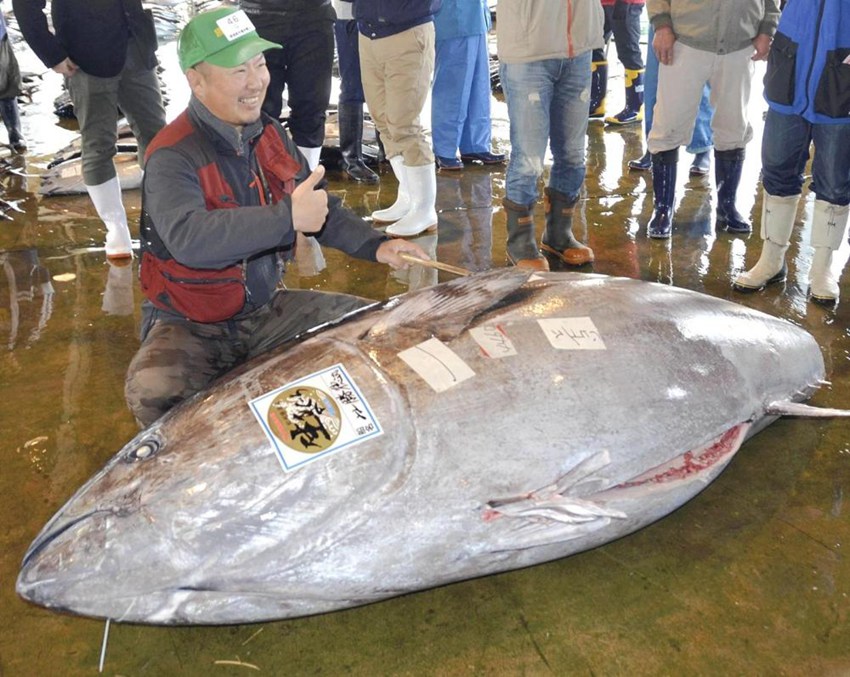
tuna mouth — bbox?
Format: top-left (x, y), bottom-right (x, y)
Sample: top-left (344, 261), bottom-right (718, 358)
top-left (20, 509), bottom-right (105, 571)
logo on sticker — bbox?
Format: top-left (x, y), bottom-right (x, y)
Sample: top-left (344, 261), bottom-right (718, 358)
top-left (249, 364), bottom-right (383, 472)
top-left (267, 386), bottom-right (341, 453)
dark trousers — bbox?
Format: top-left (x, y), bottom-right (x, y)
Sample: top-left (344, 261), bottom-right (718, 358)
top-left (125, 289), bottom-right (372, 428)
top-left (255, 25), bottom-right (335, 148)
top-left (334, 19), bottom-right (365, 105)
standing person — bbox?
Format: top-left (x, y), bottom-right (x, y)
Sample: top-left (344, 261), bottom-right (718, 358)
top-left (644, 0), bottom-right (780, 239)
top-left (13, 0), bottom-right (166, 261)
top-left (0, 3), bottom-right (26, 153)
top-left (431, 0), bottom-right (504, 171)
top-left (628, 24), bottom-right (714, 175)
top-left (241, 0), bottom-right (336, 275)
top-left (239, 0), bottom-right (335, 173)
top-left (353, 0), bottom-right (441, 238)
top-left (588, 0), bottom-right (647, 126)
top-left (332, 0), bottom-right (378, 183)
top-left (125, 7), bottom-right (428, 427)
top-left (734, 0), bottom-right (850, 305)
top-left (497, 0), bottom-right (603, 270)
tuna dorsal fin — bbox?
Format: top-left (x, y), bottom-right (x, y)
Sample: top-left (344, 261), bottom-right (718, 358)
top-left (365, 268), bottom-right (534, 343)
top-left (766, 401), bottom-right (850, 418)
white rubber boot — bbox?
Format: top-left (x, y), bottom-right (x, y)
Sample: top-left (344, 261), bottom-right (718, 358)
top-left (102, 260), bottom-right (134, 316)
top-left (385, 163), bottom-right (437, 237)
top-left (372, 155), bottom-right (410, 223)
top-left (86, 176), bottom-right (132, 260)
top-left (733, 192), bottom-right (800, 292)
top-left (294, 145), bottom-right (327, 275)
top-left (809, 199), bottom-right (850, 303)
top-left (296, 145), bottom-right (322, 171)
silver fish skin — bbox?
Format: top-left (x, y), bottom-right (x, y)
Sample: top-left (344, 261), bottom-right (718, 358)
top-left (16, 271), bottom-right (825, 625)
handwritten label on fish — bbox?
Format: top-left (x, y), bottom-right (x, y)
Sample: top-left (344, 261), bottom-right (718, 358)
top-left (470, 325), bottom-right (517, 358)
top-left (249, 364), bottom-right (382, 472)
top-left (538, 317), bottom-right (606, 350)
top-left (398, 338), bottom-right (475, 392)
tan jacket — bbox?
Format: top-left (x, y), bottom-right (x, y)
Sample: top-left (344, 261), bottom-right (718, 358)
top-left (648, 0), bottom-right (780, 54)
top-left (496, 0), bottom-right (604, 63)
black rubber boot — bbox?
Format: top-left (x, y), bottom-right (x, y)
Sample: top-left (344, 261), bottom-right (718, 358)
top-left (503, 198), bottom-right (548, 271)
top-left (540, 187), bottom-right (593, 266)
top-left (648, 149), bottom-right (678, 239)
top-left (339, 103), bottom-right (378, 183)
top-left (714, 148), bottom-right (751, 233)
top-left (0, 98), bottom-right (26, 153)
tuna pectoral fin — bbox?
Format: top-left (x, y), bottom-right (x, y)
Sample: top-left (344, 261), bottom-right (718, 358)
top-left (484, 451), bottom-right (627, 550)
top-left (484, 497), bottom-right (626, 551)
top-left (767, 401), bottom-right (850, 418)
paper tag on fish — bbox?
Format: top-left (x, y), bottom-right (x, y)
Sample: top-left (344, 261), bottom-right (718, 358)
top-left (538, 317), bottom-right (606, 350)
top-left (470, 325), bottom-right (517, 358)
top-left (398, 338), bottom-right (475, 392)
top-left (249, 364), bottom-right (382, 472)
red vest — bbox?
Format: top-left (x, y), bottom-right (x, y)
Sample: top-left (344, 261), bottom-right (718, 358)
top-left (139, 112), bottom-right (301, 323)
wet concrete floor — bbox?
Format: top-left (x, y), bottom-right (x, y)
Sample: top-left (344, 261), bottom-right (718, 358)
top-left (1, 28), bottom-right (849, 677)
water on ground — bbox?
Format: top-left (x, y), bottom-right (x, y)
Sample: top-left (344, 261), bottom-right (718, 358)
top-left (1, 16), bottom-right (849, 677)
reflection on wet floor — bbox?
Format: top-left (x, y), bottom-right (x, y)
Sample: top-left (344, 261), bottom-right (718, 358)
top-left (1, 17), bottom-right (849, 677)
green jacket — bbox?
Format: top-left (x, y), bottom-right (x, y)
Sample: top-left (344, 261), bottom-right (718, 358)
top-left (648, 0), bottom-right (780, 54)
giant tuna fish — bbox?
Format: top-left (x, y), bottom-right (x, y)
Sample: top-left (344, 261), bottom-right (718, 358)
top-left (16, 270), bottom-right (846, 624)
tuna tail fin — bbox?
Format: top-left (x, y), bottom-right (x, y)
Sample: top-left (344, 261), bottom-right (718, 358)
top-left (365, 268), bottom-right (534, 344)
top-left (766, 401), bottom-right (850, 418)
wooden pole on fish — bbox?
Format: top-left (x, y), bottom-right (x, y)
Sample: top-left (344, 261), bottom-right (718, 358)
top-left (398, 252), bottom-right (471, 277)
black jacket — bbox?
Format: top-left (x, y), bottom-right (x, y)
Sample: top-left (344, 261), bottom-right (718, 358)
top-left (12, 0), bottom-right (157, 77)
top-left (240, 0), bottom-right (335, 35)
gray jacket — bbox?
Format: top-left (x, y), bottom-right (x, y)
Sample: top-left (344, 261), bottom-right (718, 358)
top-left (648, 0), bottom-right (780, 54)
top-left (496, 0), bottom-right (604, 64)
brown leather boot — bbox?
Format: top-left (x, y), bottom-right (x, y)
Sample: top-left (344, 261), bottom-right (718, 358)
top-left (540, 187), bottom-right (594, 266)
top-left (502, 198), bottom-right (549, 271)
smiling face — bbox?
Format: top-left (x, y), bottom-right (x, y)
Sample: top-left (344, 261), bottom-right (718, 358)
top-left (187, 54), bottom-right (270, 127)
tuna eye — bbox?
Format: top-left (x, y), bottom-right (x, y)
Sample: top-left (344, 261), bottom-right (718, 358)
top-left (124, 438), bottom-right (161, 462)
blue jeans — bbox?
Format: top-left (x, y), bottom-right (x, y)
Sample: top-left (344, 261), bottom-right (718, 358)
top-left (606, 2), bottom-right (645, 71)
top-left (500, 53), bottom-right (592, 205)
top-left (762, 108), bottom-right (850, 206)
top-left (644, 25), bottom-right (713, 154)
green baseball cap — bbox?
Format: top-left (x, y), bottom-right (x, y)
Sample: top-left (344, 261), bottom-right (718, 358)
top-left (177, 7), bottom-right (281, 72)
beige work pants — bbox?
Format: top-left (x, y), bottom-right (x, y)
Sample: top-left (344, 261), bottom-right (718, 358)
top-left (648, 42), bottom-right (755, 154)
top-left (359, 23), bottom-right (435, 167)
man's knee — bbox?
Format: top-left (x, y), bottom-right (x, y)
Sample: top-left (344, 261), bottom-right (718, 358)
top-left (124, 320), bottom-right (214, 428)
top-left (125, 359), bottom-right (187, 428)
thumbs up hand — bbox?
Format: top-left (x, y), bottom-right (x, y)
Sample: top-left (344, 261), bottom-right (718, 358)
top-left (291, 165), bottom-right (328, 234)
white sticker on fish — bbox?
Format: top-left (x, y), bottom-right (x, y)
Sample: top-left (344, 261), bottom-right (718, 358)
top-left (249, 363), bottom-right (383, 472)
top-left (538, 317), bottom-right (606, 350)
top-left (398, 338), bottom-right (475, 392)
top-left (469, 325), bottom-right (517, 358)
